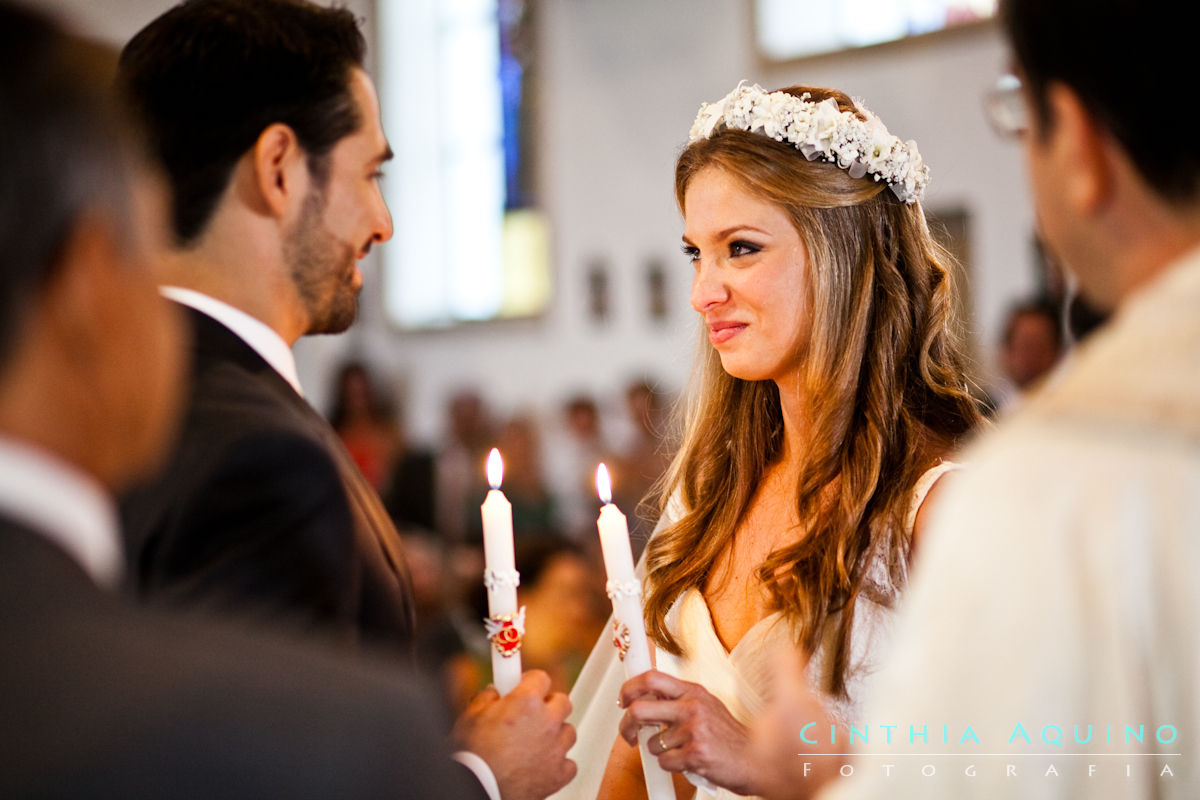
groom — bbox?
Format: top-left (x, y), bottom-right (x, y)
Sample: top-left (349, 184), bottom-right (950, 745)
top-left (117, 0), bottom-right (415, 653)
top-left (113, 1), bottom-right (576, 797)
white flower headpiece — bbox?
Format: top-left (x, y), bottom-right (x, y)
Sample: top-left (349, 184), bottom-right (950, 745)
top-left (688, 82), bottom-right (930, 205)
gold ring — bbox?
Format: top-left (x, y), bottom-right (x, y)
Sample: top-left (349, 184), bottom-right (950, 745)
top-left (658, 731), bottom-right (669, 752)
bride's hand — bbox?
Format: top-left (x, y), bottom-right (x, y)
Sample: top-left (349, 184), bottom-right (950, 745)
top-left (617, 670), bottom-right (761, 796)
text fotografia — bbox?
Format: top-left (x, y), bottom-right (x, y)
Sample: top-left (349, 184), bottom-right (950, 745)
top-left (802, 762), bottom-right (1178, 779)
top-left (796, 723), bottom-right (1180, 781)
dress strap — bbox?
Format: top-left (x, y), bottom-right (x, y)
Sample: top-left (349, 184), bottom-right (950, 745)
top-left (904, 459), bottom-right (961, 534)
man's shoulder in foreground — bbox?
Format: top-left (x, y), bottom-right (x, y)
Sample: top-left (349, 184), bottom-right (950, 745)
top-left (0, 519), bottom-right (480, 800)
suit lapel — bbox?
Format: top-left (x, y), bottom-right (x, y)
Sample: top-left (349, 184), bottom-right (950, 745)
top-left (305, 405), bottom-right (412, 578)
top-left (183, 305), bottom-right (415, 635)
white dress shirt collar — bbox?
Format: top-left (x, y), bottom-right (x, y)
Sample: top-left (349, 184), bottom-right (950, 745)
top-left (0, 435), bottom-right (122, 589)
top-left (161, 286), bottom-right (304, 396)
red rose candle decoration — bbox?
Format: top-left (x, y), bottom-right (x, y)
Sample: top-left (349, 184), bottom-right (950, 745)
top-left (481, 448), bottom-right (522, 696)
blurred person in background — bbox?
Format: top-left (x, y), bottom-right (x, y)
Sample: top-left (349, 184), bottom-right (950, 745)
top-left (986, 297), bottom-right (1064, 414)
top-left (328, 360), bottom-right (403, 493)
top-left (545, 393), bottom-right (614, 544)
top-left (495, 413), bottom-right (560, 540)
top-left (402, 531), bottom-right (486, 714)
top-left (435, 387), bottom-right (495, 542)
top-left (326, 359), bottom-right (437, 533)
top-left (611, 378), bottom-right (673, 554)
top-left (517, 538), bottom-right (609, 693)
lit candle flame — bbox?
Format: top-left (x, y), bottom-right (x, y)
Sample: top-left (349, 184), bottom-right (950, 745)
top-left (595, 463), bottom-right (613, 504)
top-left (487, 448), bottom-right (504, 489)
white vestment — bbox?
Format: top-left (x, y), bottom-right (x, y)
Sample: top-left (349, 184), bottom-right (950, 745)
top-left (822, 245), bottom-right (1200, 799)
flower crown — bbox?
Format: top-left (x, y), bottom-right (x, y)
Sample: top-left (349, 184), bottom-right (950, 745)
top-left (688, 82), bottom-right (930, 205)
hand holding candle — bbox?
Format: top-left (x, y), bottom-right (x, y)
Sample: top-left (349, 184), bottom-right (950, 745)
top-left (595, 463), bottom-right (676, 800)
top-left (481, 448), bottom-right (522, 696)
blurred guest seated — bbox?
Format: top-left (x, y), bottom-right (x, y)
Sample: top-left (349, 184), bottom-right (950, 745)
top-left (467, 413), bottom-right (559, 542)
top-left (403, 532), bottom-right (488, 714)
top-left (611, 378), bottom-right (673, 554)
top-left (986, 297), bottom-right (1064, 414)
top-left (545, 394), bottom-right (613, 543)
top-left (327, 360), bottom-right (439, 532)
top-left (435, 388), bottom-right (495, 542)
top-left (516, 538), bottom-right (609, 693)
top-left (328, 360), bottom-right (402, 492)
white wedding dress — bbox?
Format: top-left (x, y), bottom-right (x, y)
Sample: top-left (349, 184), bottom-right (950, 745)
top-left (552, 461), bottom-right (958, 800)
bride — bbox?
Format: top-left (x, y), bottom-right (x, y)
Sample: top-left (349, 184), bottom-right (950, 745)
top-left (557, 83), bottom-right (984, 799)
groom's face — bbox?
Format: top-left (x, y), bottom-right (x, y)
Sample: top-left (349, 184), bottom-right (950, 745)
top-left (286, 68), bottom-right (394, 336)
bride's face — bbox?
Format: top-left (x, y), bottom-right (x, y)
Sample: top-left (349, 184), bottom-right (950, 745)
top-left (683, 166), bottom-right (811, 384)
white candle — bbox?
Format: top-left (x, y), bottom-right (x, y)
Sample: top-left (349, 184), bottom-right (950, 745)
top-left (481, 448), bottom-right (522, 696)
top-left (595, 463), bottom-right (675, 800)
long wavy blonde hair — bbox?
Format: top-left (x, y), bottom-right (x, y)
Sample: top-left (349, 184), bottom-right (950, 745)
top-left (643, 86), bottom-right (983, 698)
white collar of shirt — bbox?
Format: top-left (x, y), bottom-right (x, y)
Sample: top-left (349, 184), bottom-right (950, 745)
top-left (0, 435), bottom-right (122, 589)
top-left (161, 286), bottom-right (304, 397)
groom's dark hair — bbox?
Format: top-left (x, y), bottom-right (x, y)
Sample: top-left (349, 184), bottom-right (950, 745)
top-left (1001, 0), bottom-right (1197, 203)
top-left (118, 0), bottom-right (367, 245)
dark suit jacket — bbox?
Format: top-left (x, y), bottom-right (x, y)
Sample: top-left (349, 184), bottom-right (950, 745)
top-left (0, 515), bottom-right (483, 799)
top-left (122, 306), bottom-right (414, 654)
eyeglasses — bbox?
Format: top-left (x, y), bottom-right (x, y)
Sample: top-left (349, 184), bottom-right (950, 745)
top-left (984, 73), bottom-right (1028, 138)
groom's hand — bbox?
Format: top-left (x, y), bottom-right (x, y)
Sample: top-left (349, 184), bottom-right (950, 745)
top-left (452, 669), bottom-right (577, 800)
